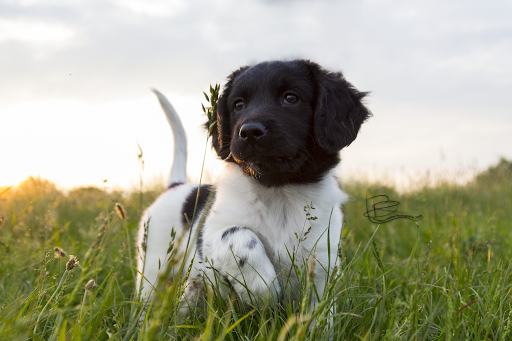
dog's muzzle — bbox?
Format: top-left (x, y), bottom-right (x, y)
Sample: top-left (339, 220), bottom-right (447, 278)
top-left (239, 122), bottom-right (266, 146)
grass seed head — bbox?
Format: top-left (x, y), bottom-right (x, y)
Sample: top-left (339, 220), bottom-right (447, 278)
top-left (85, 279), bottom-right (96, 291)
top-left (54, 247), bottom-right (67, 258)
top-left (115, 203), bottom-right (125, 219)
top-left (66, 255), bottom-right (79, 271)
top-left (308, 252), bottom-right (317, 282)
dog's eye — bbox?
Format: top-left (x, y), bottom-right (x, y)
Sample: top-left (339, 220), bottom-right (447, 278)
top-left (234, 100), bottom-right (245, 111)
top-left (284, 93), bottom-right (298, 104)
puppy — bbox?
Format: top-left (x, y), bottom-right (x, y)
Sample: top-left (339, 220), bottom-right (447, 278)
top-left (137, 60), bottom-right (371, 311)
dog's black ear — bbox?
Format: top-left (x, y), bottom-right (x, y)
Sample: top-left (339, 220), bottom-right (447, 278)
top-left (311, 63), bottom-right (372, 154)
top-left (209, 66), bottom-right (249, 160)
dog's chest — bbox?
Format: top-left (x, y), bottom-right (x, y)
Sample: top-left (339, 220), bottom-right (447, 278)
top-left (202, 166), bottom-right (344, 261)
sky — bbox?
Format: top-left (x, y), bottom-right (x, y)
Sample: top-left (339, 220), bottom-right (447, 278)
top-left (1, 0), bottom-right (511, 190)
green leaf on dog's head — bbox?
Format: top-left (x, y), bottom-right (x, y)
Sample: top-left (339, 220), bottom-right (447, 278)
top-left (202, 83), bottom-right (220, 138)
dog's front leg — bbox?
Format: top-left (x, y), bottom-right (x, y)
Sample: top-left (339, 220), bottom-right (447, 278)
top-left (202, 226), bottom-right (281, 307)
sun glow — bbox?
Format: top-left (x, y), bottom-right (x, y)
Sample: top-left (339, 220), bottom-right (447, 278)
top-left (0, 94), bottom-right (217, 190)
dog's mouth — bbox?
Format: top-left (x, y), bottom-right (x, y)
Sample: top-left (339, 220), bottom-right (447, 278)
top-left (259, 155), bottom-right (296, 164)
top-left (233, 152), bottom-right (304, 176)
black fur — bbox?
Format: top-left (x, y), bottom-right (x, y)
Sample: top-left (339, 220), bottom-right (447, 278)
top-left (221, 226), bottom-right (242, 241)
top-left (168, 182), bottom-right (184, 190)
top-left (184, 185), bottom-right (215, 261)
top-left (207, 60), bottom-right (371, 187)
top-left (247, 237), bottom-right (257, 249)
top-left (181, 185), bottom-right (212, 227)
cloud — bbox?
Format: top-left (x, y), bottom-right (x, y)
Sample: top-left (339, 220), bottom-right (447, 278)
top-left (0, 17), bottom-right (74, 44)
top-left (1, 0), bottom-right (510, 105)
top-left (0, 0), bottom-right (511, 187)
top-left (112, 0), bottom-right (187, 17)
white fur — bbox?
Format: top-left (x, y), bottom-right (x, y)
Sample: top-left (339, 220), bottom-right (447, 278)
top-left (200, 164), bottom-right (347, 306)
top-left (151, 88), bottom-right (187, 185)
top-left (136, 183), bottom-right (197, 289)
top-left (136, 92), bottom-right (348, 311)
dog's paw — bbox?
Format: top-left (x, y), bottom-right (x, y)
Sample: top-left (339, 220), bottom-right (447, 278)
top-left (202, 226), bottom-right (281, 305)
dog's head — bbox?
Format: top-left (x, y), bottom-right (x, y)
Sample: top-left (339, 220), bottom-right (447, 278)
top-left (208, 60), bottom-right (371, 187)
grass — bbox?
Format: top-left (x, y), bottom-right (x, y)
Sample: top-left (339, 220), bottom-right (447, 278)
top-left (0, 158), bottom-right (511, 340)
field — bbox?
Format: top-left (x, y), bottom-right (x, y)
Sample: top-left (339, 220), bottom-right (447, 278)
top-left (1, 158), bottom-right (511, 340)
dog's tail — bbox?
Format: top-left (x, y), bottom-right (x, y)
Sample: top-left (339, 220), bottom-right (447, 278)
top-left (151, 89), bottom-right (188, 186)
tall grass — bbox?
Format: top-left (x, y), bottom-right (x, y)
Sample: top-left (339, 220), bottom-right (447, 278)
top-left (0, 158), bottom-right (511, 340)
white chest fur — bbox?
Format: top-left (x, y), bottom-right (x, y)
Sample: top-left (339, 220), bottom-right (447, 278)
top-left (203, 164), bottom-right (348, 274)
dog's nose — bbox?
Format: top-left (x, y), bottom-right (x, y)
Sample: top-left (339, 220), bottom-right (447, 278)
top-left (239, 122), bottom-right (266, 144)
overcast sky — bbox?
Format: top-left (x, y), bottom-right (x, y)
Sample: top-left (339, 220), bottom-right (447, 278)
top-left (1, 0), bottom-right (511, 190)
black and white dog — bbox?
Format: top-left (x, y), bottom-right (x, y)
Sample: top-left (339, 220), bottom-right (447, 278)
top-left (137, 60), bottom-right (371, 310)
